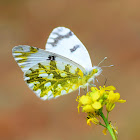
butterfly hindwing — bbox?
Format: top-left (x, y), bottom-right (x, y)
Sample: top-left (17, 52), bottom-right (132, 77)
top-left (24, 60), bottom-right (84, 100)
top-left (46, 27), bottom-right (92, 71)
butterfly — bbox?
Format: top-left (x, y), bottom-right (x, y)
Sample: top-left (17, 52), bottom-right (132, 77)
top-left (12, 27), bottom-right (102, 100)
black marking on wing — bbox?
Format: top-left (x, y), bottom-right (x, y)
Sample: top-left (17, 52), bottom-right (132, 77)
top-left (47, 31), bottom-right (73, 47)
top-left (70, 45), bottom-right (80, 52)
top-left (46, 55), bottom-right (56, 61)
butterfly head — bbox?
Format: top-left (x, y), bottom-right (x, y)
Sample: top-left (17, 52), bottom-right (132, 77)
top-left (86, 57), bottom-right (113, 84)
top-left (92, 66), bottom-right (102, 77)
top-left (89, 66), bottom-right (102, 78)
top-left (86, 66), bottom-right (102, 83)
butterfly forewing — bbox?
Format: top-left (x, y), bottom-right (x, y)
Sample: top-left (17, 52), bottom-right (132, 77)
top-left (12, 45), bottom-right (50, 72)
top-left (46, 27), bottom-right (92, 71)
top-left (12, 45), bottom-right (86, 73)
top-left (24, 60), bottom-right (84, 100)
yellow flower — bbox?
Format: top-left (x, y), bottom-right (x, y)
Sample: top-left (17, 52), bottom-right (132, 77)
top-left (76, 85), bottom-right (126, 124)
top-left (87, 117), bottom-right (99, 126)
top-left (106, 90), bottom-right (126, 112)
top-left (108, 91), bottom-right (120, 103)
top-left (103, 128), bottom-right (107, 135)
top-left (107, 90), bottom-right (126, 111)
top-left (106, 102), bottom-right (115, 112)
top-left (110, 122), bottom-right (118, 135)
top-left (76, 85), bottom-right (126, 138)
top-left (102, 123), bottom-right (118, 136)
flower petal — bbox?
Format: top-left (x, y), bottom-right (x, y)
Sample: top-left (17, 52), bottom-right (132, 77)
top-left (79, 95), bottom-right (92, 105)
top-left (117, 99), bottom-right (126, 103)
top-left (105, 86), bottom-right (116, 91)
top-left (92, 101), bottom-right (102, 109)
top-left (90, 91), bottom-right (100, 101)
top-left (82, 105), bottom-right (94, 113)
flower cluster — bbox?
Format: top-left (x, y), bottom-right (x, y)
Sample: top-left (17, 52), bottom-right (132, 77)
top-left (76, 86), bottom-right (126, 127)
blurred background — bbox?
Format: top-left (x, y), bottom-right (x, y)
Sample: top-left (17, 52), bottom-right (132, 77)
top-left (0, 0), bottom-right (140, 140)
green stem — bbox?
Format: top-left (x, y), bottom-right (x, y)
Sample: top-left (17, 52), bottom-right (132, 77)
top-left (99, 123), bottom-right (107, 128)
top-left (99, 109), bottom-right (117, 140)
top-left (107, 111), bottom-right (109, 120)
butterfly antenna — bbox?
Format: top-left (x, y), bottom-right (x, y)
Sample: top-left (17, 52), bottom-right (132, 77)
top-left (101, 65), bottom-right (114, 68)
top-left (98, 57), bottom-right (114, 67)
top-left (98, 57), bottom-right (107, 66)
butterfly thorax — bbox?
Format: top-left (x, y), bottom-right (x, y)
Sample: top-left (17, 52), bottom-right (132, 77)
top-left (80, 66), bottom-right (102, 88)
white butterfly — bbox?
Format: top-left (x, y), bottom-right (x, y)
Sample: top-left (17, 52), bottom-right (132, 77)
top-left (12, 27), bottom-right (102, 100)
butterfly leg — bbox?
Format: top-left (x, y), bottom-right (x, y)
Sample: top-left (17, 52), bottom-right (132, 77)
top-left (89, 83), bottom-right (96, 87)
top-left (78, 86), bottom-right (82, 95)
top-left (95, 78), bottom-right (99, 84)
top-left (91, 78), bottom-right (96, 87)
top-left (83, 83), bottom-right (89, 93)
top-left (93, 78), bottom-right (100, 86)
top-left (93, 78), bottom-right (95, 84)
top-left (83, 88), bottom-right (86, 94)
top-left (87, 83), bottom-right (89, 92)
